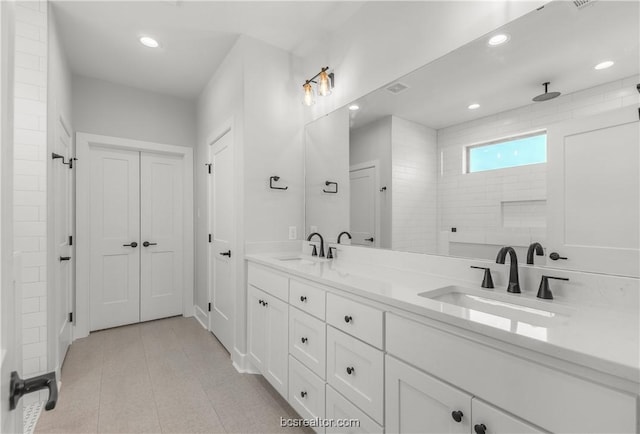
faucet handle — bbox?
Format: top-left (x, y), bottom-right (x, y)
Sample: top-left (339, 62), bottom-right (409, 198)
top-left (327, 247), bottom-right (337, 259)
top-left (470, 266), bottom-right (494, 289)
top-left (537, 275), bottom-right (569, 300)
top-left (309, 244), bottom-right (318, 257)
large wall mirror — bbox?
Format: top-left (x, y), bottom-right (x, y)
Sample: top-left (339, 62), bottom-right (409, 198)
top-left (305, 1), bottom-right (639, 276)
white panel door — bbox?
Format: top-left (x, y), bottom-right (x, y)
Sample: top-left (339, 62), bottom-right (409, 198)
top-left (0, 1), bottom-right (20, 429)
top-left (140, 152), bottom-right (183, 321)
top-left (209, 131), bottom-right (234, 352)
top-left (386, 355), bottom-right (471, 434)
top-left (350, 166), bottom-right (376, 246)
top-left (547, 107), bottom-right (639, 277)
top-left (89, 147), bottom-right (140, 331)
top-left (52, 117), bottom-right (72, 372)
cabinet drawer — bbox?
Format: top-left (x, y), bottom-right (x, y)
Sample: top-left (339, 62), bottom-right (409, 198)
top-left (326, 327), bottom-right (384, 424)
top-left (386, 313), bottom-right (638, 433)
top-left (290, 279), bottom-right (326, 320)
top-left (289, 356), bottom-right (326, 433)
top-left (326, 293), bottom-right (383, 349)
top-left (472, 398), bottom-right (545, 434)
top-left (326, 386), bottom-right (383, 434)
top-left (289, 306), bottom-right (326, 379)
top-left (248, 263), bottom-right (288, 301)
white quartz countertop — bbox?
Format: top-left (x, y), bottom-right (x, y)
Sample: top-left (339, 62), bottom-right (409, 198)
top-left (246, 252), bottom-right (640, 385)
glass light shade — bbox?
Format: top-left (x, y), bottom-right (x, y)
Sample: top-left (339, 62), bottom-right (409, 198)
top-left (318, 70), bottom-right (332, 96)
top-left (302, 82), bottom-right (315, 106)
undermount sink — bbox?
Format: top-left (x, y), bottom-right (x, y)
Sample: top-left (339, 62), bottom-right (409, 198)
top-left (418, 285), bottom-right (572, 328)
top-left (276, 255), bottom-right (328, 265)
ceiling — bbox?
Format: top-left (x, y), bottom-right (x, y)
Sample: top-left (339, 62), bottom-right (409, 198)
top-left (348, 0), bottom-right (640, 130)
top-left (51, 1), bottom-right (365, 99)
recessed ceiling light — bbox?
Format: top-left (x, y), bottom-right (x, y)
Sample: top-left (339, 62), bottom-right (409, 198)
top-left (488, 34), bottom-right (510, 46)
top-left (348, 104), bottom-right (360, 111)
top-left (594, 60), bottom-right (614, 70)
top-left (139, 36), bottom-right (160, 48)
top-left (468, 103), bottom-right (480, 110)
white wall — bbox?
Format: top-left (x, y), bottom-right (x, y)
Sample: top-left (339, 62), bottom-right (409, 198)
top-left (196, 35), bottom-right (304, 363)
top-left (298, 1), bottom-right (545, 122)
top-left (391, 117), bottom-right (437, 254)
top-left (12, 0), bottom-right (48, 406)
top-left (350, 117), bottom-right (392, 248)
top-left (436, 75), bottom-right (640, 260)
top-left (72, 75), bottom-right (196, 148)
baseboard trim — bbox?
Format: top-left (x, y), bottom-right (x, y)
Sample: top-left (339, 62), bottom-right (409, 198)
top-left (193, 305), bottom-right (208, 330)
top-left (231, 350), bottom-right (260, 374)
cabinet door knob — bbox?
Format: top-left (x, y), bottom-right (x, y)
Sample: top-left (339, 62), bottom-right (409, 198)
top-left (451, 410), bottom-right (463, 423)
top-left (474, 424), bottom-right (487, 434)
top-left (300, 296), bottom-right (307, 302)
top-left (346, 366), bottom-right (355, 375)
top-left (344, 315), bottom-right (352, 323)
top-left (300, 391), bottom-right (307, 398)
top-left (301, 337), bottom-right (308, 344)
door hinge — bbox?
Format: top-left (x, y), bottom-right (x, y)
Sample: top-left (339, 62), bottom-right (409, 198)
top-left (205, 163), bottom-right (212, 174)
top-left (68, 312), bottom-right (73, 322)
top-left (208, 234), bottom-right (212, 243)
top-left (208, 302), bottom-right (212, 312)
top-left (68, 235), bottom-right (73, 246)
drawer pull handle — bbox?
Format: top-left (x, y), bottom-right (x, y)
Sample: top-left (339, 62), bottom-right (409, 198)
top-left (300, 296), bottom-right (307, 302)
top-left (474, 424), bottom-right (487, 434)
top-left (300, 391), bottom-right (307, 398)
top-left (344, 315), bottom-right (352, 323)
top-left (346, 366), bottom-right (355, 375)
top-left (451, 410), bottom-right (463, 423)
top-left (301, 337), bottom-right (308, 344)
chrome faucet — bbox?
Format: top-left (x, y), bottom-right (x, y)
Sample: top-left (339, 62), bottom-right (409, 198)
top-left (526, 242), bottom-right (544, 265)
top-left (307, 232), bottom-right (325, 258)
top-left (496, 247), bottom-right (521, 293)
top-left (337, 231), bottom-right (352, 244)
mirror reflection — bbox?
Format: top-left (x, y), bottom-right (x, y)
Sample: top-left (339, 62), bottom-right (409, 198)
top-left (305, 0), bottom-right (639, 270)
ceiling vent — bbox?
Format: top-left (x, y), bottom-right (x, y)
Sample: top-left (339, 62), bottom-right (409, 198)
top-left (386, 82), bottom-right (410, 95)
top-left (573, 0), bottom-right (597, 9)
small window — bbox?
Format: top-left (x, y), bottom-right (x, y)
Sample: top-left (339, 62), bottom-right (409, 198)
top-left (466, 132), bottom-right (547, 173)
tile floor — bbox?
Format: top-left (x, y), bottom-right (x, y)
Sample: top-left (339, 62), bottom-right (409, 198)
top-left (35, 317), bottom-right (312, 433)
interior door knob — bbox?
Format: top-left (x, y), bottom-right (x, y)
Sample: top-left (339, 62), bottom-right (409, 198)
top-left (59, 256), bottom-right (71, 261)
top-left (474, 424), bottom-right (487, 434)
top-left (123, 242), bottom-right (138, 248)
top-left (142, 241), bottom-right (157, 247)
top-left (365, 237), bottom-right (374, 242)
top-left (220, 250), bottom-right (231, 257)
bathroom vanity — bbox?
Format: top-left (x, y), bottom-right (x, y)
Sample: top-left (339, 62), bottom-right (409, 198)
top-left (245, 250), bottom-right (639, 433)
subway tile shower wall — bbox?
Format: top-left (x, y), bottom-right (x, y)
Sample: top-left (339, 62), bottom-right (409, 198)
top-left (436, 75), bottom-right (640, 256)
top-left (13, 0), bottom-right (49, 406)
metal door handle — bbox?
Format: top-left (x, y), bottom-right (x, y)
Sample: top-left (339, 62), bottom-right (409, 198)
top-left (365, 237), bottom-right (374, 242)
top-left (220, 250), bottom-right (231, 257)
top-left (123, 242), bottom-right (138, 248)
top-left (10, 371), bottom-right (58, 411)
top-left (143, 241), bottom-right (157, 247)
top-left (59, 256), bottom-right (71, 261)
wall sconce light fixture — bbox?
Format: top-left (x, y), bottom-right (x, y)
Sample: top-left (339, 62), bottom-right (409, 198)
top-left (302, 66), bottom-right (334, 106)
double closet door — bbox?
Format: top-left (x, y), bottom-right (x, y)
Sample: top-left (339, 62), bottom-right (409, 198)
top-left (89, 148), bottom-right (184, 331)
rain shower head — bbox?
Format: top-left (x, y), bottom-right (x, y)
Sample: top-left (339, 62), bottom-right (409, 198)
top-left (532, 82), bottom-right (561, 102)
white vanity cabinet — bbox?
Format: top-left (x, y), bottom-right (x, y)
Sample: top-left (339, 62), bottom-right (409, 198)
top-left (247, 264), bottom-right (289, 398)
top-left (386, 313), bottom-right (638, 433)
top-left (385, 355), bottom-right (544, 434)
